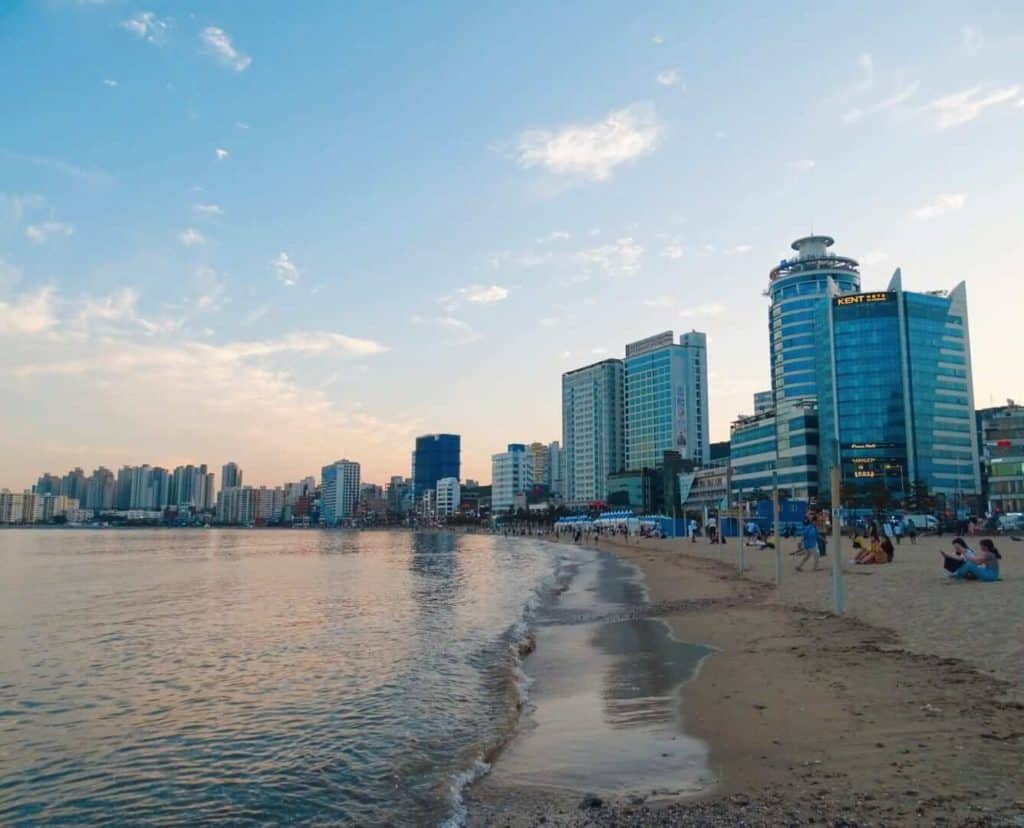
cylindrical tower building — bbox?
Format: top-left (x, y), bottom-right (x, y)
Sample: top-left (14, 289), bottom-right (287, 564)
top-left (768, 235), bottom-right (860, 403)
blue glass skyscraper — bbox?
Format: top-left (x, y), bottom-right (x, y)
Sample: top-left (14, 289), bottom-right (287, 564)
top-left (412, 434), bottom-right (461, 500)
top-left (768, 235), bottom-right (860, 403)
top-left (817, 271), bottom-right (980, 505)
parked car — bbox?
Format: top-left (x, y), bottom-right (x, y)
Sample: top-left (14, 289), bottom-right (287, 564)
top-left (998, 513), bottom-right (1024, 532)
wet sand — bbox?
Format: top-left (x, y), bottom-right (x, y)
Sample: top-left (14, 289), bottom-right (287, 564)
top-left (466, 535), bottom-right (1024, 827)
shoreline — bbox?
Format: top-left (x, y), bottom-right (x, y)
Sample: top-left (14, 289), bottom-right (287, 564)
top-left (466, 535), bottom-right (1023, 827)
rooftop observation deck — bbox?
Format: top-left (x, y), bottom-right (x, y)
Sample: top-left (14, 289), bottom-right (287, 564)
top-left (768, 234), bottom-right (860, 282)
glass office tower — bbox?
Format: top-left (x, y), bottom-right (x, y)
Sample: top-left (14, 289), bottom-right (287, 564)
top-left (412, 434), bottom-right (461, 501)
top-left (562, 358), bottom-right (625, 503)
top-left (768, 235), bottom-right (860, 404)
top-left (623, 330), bottom-right (709, 470)
top-left (817, 271), bottom-right (980, 506)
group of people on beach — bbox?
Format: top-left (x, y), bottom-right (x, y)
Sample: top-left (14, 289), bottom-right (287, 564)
top-left (940, 537), bottom-right (1002, 581)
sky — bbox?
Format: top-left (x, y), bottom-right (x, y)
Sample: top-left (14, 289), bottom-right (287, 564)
top-left (1, 1), bottom-right (1023, 490)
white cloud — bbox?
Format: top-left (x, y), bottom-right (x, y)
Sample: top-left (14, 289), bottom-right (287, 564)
top-left (1017, 98), bottom-right (1024, 109)
top-left (0, 286), bottom-right (58, 335)
top-left (537, 230), bottom-right (570, 243)
top-left (515, 103), bottom-right (659, 181)
top-left (913, 192), bottom-right (967, 220)
top-left (843, 81), bottom-right (919, 124)
top-left (193, 203), bottom-right (223, 216)
top-left (26, 221), bottom-right (74, 244)
top-left (791, 159), bottom-right (816, 171)
top-left (215, 147), bottom-right (230, 161)
top-left (678, 302), bottom-right (726, 318)
top-left (651, 34), bottom-right (665, 45)
top-left (576, 237), bottom-right (643, 276)
top-left (927, 86), bottom-right (1019, 129)
top-left (76, 287), bottom-right (140, 326)
top-left (199, 26), bottom-right (252, 72)
top-left (962, 24), bottom-right (983, 55)
top-left (178, 227), bottom-right (206, 247)
top-left (0, 192), bottom-right (45, 226)
top-left (860, 250), bottom-right (888, 266)
top-left (660, 244), bottom-right (684, 259)
top-left (412, 314), bottom-right (480, 344)
top-left (460, 284), bottom-right (509, 304)
top-left (272, 252), bottom-right (301, 286)
top-left (103, 79), bottom-right (119, 88)
top-left (194, 265), bottom-right (226, 311)
top-left (656, 68), bottom-right (682, 87)
top-left (121, 12), bottom-right (170, 44)
top-left (235, 121), bottom-right (250, 130)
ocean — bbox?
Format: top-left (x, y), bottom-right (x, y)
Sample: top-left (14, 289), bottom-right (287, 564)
top-left (0, 529), bottom-right (569, 827)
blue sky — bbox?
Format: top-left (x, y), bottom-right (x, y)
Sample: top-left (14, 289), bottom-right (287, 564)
top-left (2, 0), bottom-right (1023, 488)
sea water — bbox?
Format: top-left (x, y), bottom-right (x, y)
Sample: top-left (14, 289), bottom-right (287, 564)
top-left (0, 529), bottom-right (568, 826)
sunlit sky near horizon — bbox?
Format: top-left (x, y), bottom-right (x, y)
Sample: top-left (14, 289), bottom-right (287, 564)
top-left (2, 1), bottom-right (1023, 490)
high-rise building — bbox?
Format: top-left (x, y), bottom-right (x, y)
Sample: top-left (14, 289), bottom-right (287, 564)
top-left (768, 235), bottom-right (860, 403)
top-left (386, 476), bottom-right (412, 516)
top-left (562, 359), bottom-right (625, 503)
top-left (321, 459), bottom-right (361, 525)
top-left (754, 391), bottom-right (773, 415)
top-left (547, 441), bottom-right (566, 497)
top-left (412, 434), bottom-right (461, 501)
top-left (221, 462), bottom-right (242, 492)
top-left (170, 464), bottom-right (211, 510)
top-left (816, 271), bottom-right (980, 506)
top-left (978, 403), bottom-right (1024, 515)
top-left (491, 444), bottom-right (533, 514)
top-left (623, 330), bottom-right (709, 470)
top-left (435, 477), bottom-right (461, 517)
top-left (528, 442), bottom-right (550, 486)
top-left (85, 467), bottom-right (116, 511)
top-left (34, 473), bottom-right (62, 496)
top-left (60, 468), bottom-right (88, 504)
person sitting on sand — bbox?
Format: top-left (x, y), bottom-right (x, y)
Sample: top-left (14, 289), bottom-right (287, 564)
top-left (851, 534), bottom-right (888, 565)
top-left (942, 538), bottom-right (1001, 582)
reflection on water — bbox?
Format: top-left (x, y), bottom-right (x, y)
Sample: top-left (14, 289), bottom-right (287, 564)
top-left (0, 529), bottom-right (557, 827)
top-left (594, 619), bottom-right (711, 728)
top-left (484, 548), bottom-right (714, 796)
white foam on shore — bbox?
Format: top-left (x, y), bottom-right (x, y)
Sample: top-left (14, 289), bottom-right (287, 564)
top-left (440, 758), bottom-right (491, 828)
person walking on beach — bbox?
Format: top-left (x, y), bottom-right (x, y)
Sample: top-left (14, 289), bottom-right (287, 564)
top-left (795, 515), bottom-right (821, 572)
top-left (905, 517), bottom-right (917, 544)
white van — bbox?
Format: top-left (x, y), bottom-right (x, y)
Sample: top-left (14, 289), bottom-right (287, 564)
top-left (902, 514), bottom-right (938, 531)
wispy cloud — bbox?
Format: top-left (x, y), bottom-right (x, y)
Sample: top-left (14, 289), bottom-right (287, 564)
top-left (0, 192), bottom-right (45, 226)
top-left (199, 26), bottom-right (252, 72)
top-left (514, 103), bottom-right (659, 181)
top-left (913, 192), bottom-right (967, 219)
top-left (790, 159), bottom-right (816, 171)
top-left (215, 147), bottom-right (230, 161)
top-left (26, 221), bottom-right (74, 244)
top-left (576, 237), bottom-right (643, 276)
top-left (121, 11), bottom-right (171, 44)
top-left (660, 244), bottom-right (684, 259)
top-left (0, 286), bottom-right (58, 335)
top-left (178, 227), bottom-right (205, 247)
top-left (193, 202), bottom-right (223, 216)
top-left (3, 151), bottom-right (113, 187)
top-left (272, 252), bottom-right (301, 286)
top-left (103, 78), bottom-right (119, 88)
top-left (411, 314), bottom-right (480, 345)
top-left (651, 34), bottom-right (665, 45)
top-left (459, 284), bottom-right (509, 304)
top-left (194, 265), bottom-right (226, 311)
top-left (536, 230), bottom-right (570, 244)
top-left (843, 81), bottom-right (920, 123)
top-left (926, 86), bottom-right (1019, 129)
top-left (679, 302), bottom-right (726, 318)
top-left (855, 53), bottom-right (874, 92)
top-left (656, 68), bottom-right (682, 87)
top-left (961, 24), bottom-right (983, 56)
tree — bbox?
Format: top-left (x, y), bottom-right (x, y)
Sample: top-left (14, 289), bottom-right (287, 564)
top-left (867, 479), bottom-right (891, 516)
top-left (908, 479), bottom-right (935, 514)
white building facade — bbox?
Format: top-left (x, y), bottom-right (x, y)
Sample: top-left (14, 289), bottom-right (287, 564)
top-left (435, 477), bottom-right (461, 517)
top-left (491, 444), bottom-right (534, 514)
top-left (562, 359), bottom-right (625, 504)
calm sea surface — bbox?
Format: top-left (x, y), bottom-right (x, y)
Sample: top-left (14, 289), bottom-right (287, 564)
top-left (0, 529), bottom-right (564, 826)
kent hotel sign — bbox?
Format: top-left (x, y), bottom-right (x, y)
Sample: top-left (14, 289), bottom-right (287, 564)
top-left (834, 291), bottom-right (894, 306)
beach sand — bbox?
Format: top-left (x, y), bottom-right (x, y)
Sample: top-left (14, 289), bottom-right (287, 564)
top-left (466, 534), bottom-right (1024, 826)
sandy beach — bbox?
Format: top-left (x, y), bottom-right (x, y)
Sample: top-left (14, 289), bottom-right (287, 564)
top-left (467, 533), bottom-right (1024, 826)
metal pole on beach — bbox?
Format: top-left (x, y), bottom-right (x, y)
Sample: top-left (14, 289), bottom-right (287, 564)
top-left (737, 487), bottom-right (746, 573)
top-left (830, 463), bottom-right (844, 614)
top-left (772, 468), bottom-right (781, 587)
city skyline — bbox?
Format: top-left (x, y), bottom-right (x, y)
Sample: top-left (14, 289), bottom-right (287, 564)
top-left (3, 3), bottom-right (1024, 489)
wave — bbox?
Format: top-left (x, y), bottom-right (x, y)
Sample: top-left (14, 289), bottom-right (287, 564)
top-left (439, 543), bottom-right (580, 827)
